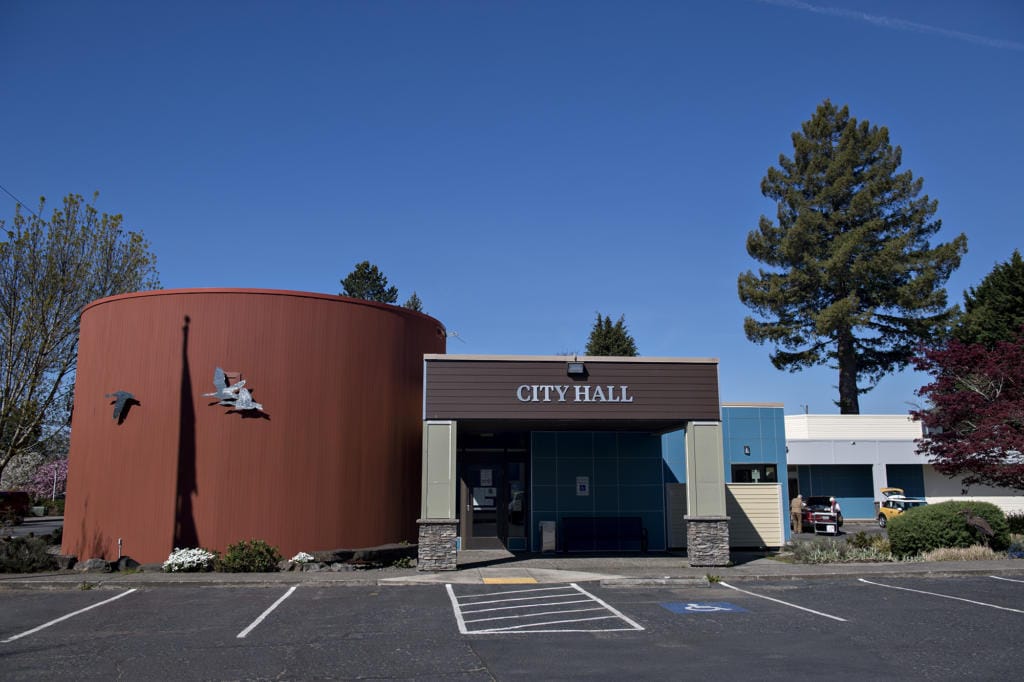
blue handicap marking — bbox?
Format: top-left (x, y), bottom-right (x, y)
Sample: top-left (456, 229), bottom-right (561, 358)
top-left (660, 602), bottom-right (748, 614)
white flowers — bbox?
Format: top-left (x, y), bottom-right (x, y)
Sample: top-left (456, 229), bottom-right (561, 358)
top-left (163, 547), bottom-right (217, 572)
top-left (290, 551), bottom-right (315, 564)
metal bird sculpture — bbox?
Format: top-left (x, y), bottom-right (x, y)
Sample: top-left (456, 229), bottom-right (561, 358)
top-left (232, 387), bottom-right (263, 412)
top-left (960, 509), bottom-right (995, 539)
top-left (105, 391), bottom-right (136, 423)
top-left (203, 367), bottom-right (246, 404)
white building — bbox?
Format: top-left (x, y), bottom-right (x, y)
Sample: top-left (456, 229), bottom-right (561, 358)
top-left (785, 414), bottom-right (1024, 520)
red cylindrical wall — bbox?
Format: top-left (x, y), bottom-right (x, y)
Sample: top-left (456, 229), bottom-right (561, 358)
top-left (63, 289), bottom-right (445, 564)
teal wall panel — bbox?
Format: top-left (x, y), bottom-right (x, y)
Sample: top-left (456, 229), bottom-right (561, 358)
top-left (530, 431), bottom-right (665, 551)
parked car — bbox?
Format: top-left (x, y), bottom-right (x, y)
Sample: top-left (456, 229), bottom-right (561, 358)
top-left (877, 487), bottom-right (927, 528)
top-left (0, 490), bottom-right (31, 525)
top-left (802, 495), bottom-right (843, 527)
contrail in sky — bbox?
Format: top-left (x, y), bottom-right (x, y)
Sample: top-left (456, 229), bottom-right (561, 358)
top-left (759, 0), bottom-right (1024, 52)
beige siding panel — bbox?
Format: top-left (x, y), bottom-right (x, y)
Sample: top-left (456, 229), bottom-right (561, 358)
top-left (726, 484), bottom-right (784, 548)
top-left (663, 483), bottom-right (783, 548)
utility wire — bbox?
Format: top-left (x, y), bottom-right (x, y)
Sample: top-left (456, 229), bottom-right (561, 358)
top-left (0, 183), bottom-right (42, 219)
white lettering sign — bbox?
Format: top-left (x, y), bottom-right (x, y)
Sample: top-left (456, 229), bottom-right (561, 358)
top-left (515, 384), bottom-right (635, 404)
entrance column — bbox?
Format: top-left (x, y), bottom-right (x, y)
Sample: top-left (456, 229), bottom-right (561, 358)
top-left (684, 421), bottom-right (731, 566)
top-left (418, 420), bottom-right (458, 571)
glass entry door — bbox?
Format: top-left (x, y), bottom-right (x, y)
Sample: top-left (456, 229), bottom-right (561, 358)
top-left (459, 449), bottom-right (528, 550)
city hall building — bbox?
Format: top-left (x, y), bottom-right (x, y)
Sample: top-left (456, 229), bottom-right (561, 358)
top-left (417, 355), bottom-right (788, 570)
top-left (64, 289), bottom-right (786, 570)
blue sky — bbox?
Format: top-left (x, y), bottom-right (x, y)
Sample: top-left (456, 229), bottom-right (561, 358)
top-left (2, 0), bottom-right (1021, 415)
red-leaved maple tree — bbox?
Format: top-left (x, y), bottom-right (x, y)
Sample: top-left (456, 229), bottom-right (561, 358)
top-left (913, 329), bottom-right (1024, 491)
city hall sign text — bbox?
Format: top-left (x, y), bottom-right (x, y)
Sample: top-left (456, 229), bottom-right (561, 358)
top-left (515, 384), bottom-right (634, 403)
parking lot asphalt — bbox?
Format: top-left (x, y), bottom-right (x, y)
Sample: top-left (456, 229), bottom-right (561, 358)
top-left (2, 576), bottom-right (1023, 679)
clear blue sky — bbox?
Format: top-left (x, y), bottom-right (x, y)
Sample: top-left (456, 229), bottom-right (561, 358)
top-left (2, 0), bottom-right (1021, 415)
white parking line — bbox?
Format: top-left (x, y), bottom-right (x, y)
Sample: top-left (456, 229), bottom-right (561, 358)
top-left (990, 575), bottom-right (1024, 584)
top-left (859, 578), bottom-right (1024, 614)
top-left (447, 582), bottom-right (644, 634)
top-left (237, 586), bottom-right (297, 639)
top-left (719, 582), bottom-right (847, 622)
top-left (2, 589), bottom-right (137, 643)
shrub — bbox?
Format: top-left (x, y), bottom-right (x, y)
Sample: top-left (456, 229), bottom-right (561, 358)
top-left (1006, 512), bottom-right (1024, 535)
top-left (163, 547), bottom-right (218, 572)
top-left (888, 500), bottom-right (1010, 557)
top-left (1008, 535), bottom-right (1024, 559)
top-left (920, 545), bottom-right (1001, 562)
top-left (0, 536), bottom-right (58, 573)
top-left (217, 539), bottom-right (281, 573)
top-left (788, 537), bottom-right (904, 564)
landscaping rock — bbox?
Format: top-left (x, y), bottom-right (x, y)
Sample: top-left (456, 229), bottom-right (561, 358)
top-left (75, 558), bottom-right (112, 573)
top-left (54, 554), bottom-right (77, 570)
top-left (312, 549), bottom-right (356, 564)
top-left (115, 556), bottom-right (140, 571)
top-left (313, 543), bottom-right (416, 566)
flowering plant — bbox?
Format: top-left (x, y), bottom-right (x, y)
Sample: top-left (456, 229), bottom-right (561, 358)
top-left (163, 547), bottom-right (218, 572)
top-left (290, 551), bottom-right (315, 564)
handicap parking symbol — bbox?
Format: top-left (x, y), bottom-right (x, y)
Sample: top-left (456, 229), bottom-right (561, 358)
top-left (660, 602), bottom-right (748, 614)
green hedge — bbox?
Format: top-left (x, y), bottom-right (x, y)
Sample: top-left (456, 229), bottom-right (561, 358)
top-left (888, 500), bottom-right (1009, 557)
top-left (0, 536), bottom-right (57, 573)
top-left (216, 539), bottom-right (281, 572)
top-left (1006, 512), bottom-right (1024, 535)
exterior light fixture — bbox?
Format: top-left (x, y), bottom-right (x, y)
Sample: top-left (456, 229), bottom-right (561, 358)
top-left (566, 361), bottom-right (586, 377)
top-left (743, 445), bottom-right (751, 456)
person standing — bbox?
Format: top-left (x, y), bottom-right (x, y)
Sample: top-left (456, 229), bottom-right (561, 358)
top-left (790, 494), bottom-right (805, 533)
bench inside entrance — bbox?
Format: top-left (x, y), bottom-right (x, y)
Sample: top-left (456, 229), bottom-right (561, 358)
top-left (561, 516), bottom-right (648, 552)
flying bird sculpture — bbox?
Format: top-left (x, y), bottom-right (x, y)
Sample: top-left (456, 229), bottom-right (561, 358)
top-left (203, 367), bottom-right (246, 405)
top-left (203, 367), bottom-right (265, 413)
top-left (232, 387), bottom-right (263, 412)
top-left (105, 390), bottom-right (136, 422)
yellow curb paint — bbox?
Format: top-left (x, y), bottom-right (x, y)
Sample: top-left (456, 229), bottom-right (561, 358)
top-left (482, 577), bottom-right (538, 584)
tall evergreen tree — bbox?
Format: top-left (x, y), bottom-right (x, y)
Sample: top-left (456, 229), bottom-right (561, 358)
top-left (339, 261), bottom-right (398, 304)
top-left (954, 249), bottom-right (1024, 346)
top-left (738, 100), bottom-right (967, 414)
top-left (585, 313), bottom-right (638, 356)
top-left (403, 291), bottom-right (424, 312)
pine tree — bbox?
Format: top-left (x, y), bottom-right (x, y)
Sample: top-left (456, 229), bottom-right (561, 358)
top-left (403, 291), bottom-right (424, 312)
top-left (585, 313), bottom-right (638, 356)
top-left (955, 249), bottom-right (1024, 346)
top-left (339, 261), bottom-right (398, 304)
top-left (738, 100), bottom-right (967, 414)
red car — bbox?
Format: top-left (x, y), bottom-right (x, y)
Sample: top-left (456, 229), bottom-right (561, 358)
top-left (802, 495), bottom-right (844, 528)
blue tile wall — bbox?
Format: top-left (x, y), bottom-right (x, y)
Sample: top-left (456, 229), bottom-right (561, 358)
top-left (797, 464), bottom-right (874, 519)
top-left (886, 464), bottom-right (926, 498)
top-left (722, 406), bottom-right (788, 475)
top-left (531, 431), bottom-right (666, 552)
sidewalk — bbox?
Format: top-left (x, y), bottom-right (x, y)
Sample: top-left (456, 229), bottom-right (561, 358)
top-left (3, 549), bottom-right (1023, 590)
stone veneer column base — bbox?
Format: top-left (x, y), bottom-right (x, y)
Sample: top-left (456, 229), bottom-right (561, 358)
top-left (685, 515), bottom-right (731, 567)
top-left (417, 518), bottom-right (459, 571)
